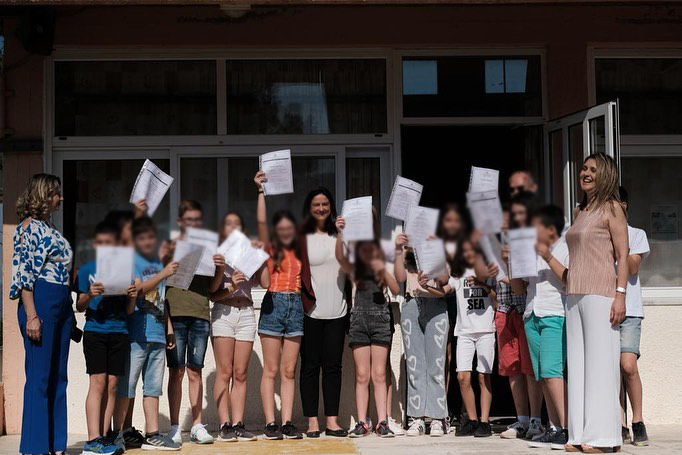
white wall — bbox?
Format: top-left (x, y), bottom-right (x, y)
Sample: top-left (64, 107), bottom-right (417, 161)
top-left (58, 303), bottom-right (682, 434)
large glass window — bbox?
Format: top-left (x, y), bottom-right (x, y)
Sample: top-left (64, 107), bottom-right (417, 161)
top-left (402, 56), bottom-right (542, 118)
top-left (226, 59), bottom-right (387, 135)
top-left (62, 159), bottom-right (171, 268)
top-left (596, 58), bottom-right (682, 135)
top-left (622, 157), bottom-right (682, 287)
top-left (180, 156), bottom-right (336, 235)
top-left (55, 60), bottom-right (217, 136)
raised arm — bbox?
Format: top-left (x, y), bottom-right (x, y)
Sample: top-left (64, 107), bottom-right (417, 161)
top-left (210, 254), bottom-right (226, 293)
top-left (138, 261), bottom-right (178, 296)
top-left (393, 233), bottom-right (408, 284)
top-left (608, 201), bottom-right (630, 324)
top-left (255, 171), bottom-right (270, 246)
top-left (334, 216), bottom-right (354, 275)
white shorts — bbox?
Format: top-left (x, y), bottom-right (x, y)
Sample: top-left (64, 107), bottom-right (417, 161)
top-left (456, 332), bottom-right (496, 374)
top-left (211, 303), bottom-right (257, 342)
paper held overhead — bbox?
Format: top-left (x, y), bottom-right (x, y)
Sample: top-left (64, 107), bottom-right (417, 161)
top-left (385, 176), bottom-right (423, 221)
top-left (415, 238), bottom-right (448, 280)
top-left (129, 159), bottom-right (174, 217)
top-left (341, 196), bottom-right (374, 242)
top-left (404, 205), bottom-right (440, 246)
top-left (217, 230), bottom-right (270, 279)
top-left (468, 166), bottom-right (499, 193)
top-left (260, 149), bottom-right (294, 196)
top-left (166, 240), bottom-right (204, 290)
top-left (96, 246), bottom-right (135, 296)
top-left (468, 190), bottom-right (504, 234)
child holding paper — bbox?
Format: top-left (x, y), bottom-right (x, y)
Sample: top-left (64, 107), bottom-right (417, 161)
top-left (77, 222), bottom-right (138, 455)
top-left (210, 213), bottom-right (270, 442)
top-left (394, 233), bottom-right (450, 437)
top-left (113, 217), bottom-right (180, 451)
top-left (510, 205), bottom-right (569, 449)
top-left (445, 238), bottom-right (497, 438)
top-left (335, 215), bottom-right (400, 438)
top-left (254, 171), bottom-right (305, 440)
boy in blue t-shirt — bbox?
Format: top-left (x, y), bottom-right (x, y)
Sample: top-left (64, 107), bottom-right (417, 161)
top-left (77, 221), bottom-right (137, 455)
top-left (113, 216), bottom-right (180, 451)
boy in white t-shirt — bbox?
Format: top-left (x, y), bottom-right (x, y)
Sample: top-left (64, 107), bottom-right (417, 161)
top-left (511, 205), bottom-right (569, 450)
top-left (618, 187), bottom-right (650, 447)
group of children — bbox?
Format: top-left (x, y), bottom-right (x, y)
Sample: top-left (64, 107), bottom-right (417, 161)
top-left (76, 170), bottom-right (650, 454)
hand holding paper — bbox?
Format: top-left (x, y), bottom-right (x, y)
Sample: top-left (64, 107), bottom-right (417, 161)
top-left (404, 205), bottom-right (439, 246)
top-left (479, 234), bottom-right (508, 281)
top-left (508, 227), bottom-right (538, 279)
top-left (129, 159), bottom-right (174, 216)
top-left (341, 196), bottom-right (374, 242)
top-left (186, 227), bottom-right (219, 277)
top-left (260, 149), bottom-right (294, 195)
top-left (96, 246), bottom-right (135, 295)
top-left (414, 238), bottom-right (448, 280)
top-left (468, 190), bottom-right (504, 234)
top-left (217, 230), bottom-right (270, 279)
top-left (166, 240), bottom-right (204, 290)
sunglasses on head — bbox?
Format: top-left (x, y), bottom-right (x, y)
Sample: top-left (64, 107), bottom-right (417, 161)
top-left (509, 185), bottom-right (525, 193)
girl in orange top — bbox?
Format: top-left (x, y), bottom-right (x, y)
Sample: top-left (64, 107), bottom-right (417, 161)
top-left (253, 170), bottom-right (305, 440)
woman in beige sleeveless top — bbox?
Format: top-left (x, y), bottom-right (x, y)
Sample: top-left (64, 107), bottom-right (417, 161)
top-left (564, 153), bottom-right (629, 453)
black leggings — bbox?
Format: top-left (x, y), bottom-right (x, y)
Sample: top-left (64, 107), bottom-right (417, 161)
top-left (299, 315), bottom-right (347, 417)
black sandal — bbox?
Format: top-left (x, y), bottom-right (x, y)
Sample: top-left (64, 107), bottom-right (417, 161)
top-left (325, 428), bottom-right (349, 437)
top-left (306, 430), bottom-right (321, 438)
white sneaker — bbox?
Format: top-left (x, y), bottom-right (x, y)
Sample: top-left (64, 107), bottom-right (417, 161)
top-left (500, 420), bottom-right (528, 439)
top-left (190, 423), bottom-right (215, 444)
top-left (387, 417), bottom-right (405, 436)
top-left (429, 419), bottom-right (444, 437)
top-left (406, 418), bottom-right (425, 437)
top-left (168, 425), bottom-right (182, 445)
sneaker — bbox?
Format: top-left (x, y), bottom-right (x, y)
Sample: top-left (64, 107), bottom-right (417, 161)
top-left (474, 421), bottom-right (492, 438)
top-left (549, 428), bottom-right (569, 450)
top-left (82, 436), bottom-right (122, 455)
top-left (430, 419), bottom-right (445, 437)
top-left (167, 425), bottom-right (182, 445)
top-left (349, 421), bottom-right (371, 438)
top-left (443, 415), bottom-right (452, 435)
top-left (190, 423), bottom-right (214, 444)
top-left (455, 418), bottom-right (478, 437)
top-left (122, 427), bottom-right (145, 449)
top-left (233, 422), bottom-right (257, 441)
top-left (217, 422), bottom-right (237, 442)
top-left (500, 420), bottom-right (528, 439)
top-left (387, 417), bottom-right (405, 436)
top-left (622, 426), bottom-right (631, 444)
top-left (406, 418), bottom-right (425, 437)
top-left (531, 429), bottom-right (547, 442)
top-left (106, 430), bottom-right (126, 454)
top-left (263, 422), bottom-right (283, 440)
top-left (141, 433), bottom-right (181, 451)
top-left (376, 420), bottom-right (395, 438)
top-left (525, 420), bottom-right (544, 440)
top-left (281, 421), bottom-right (303, 440)
top-left (528, 427), bottom-right (557, 448)
top-left (632, 421), bottom-right (649, 446)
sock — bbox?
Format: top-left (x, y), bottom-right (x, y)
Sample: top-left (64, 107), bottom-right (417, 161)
top-left (146, 431), bottom-right (159, 438)
top-left (518, 415), bottom-right (530, 425)
top-left (123, 427), bottom-right (133, 434)
top-left (530, 416), bottom-right (541, 425)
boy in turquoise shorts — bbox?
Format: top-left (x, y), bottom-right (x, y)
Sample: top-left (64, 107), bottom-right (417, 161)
top-left (510, 205), bottom-right (569, 450)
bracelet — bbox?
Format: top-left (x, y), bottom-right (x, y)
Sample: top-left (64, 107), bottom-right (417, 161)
top-left (616, 286), bottom-right (627, 295)
top-left (258, 189), bottom-right (264, 194)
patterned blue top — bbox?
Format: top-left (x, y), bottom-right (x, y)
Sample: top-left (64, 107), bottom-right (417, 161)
top-left (10, 219), bottom-right (73, 300)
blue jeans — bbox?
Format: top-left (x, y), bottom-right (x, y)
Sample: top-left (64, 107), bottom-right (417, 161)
top-left (258, 292), bottom-right (305, 338)
top-left (167, 316), bottom-right (210, 369)
top-left (18, 280), bottom-right (73, 454)
top-left (118, 342), bottom-right (166, 398)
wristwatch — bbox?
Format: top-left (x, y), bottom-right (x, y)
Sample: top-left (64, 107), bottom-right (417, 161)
top-left (616, 286), bottom-right (627, 295)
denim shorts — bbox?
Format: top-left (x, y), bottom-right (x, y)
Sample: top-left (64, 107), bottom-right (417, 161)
top-left (620, 316), bottom-right (643, 357)
top-left (167, 316), bottom-right (210, 369)
top-left (117, 342), bottom-right (166, 398)
top-left (348, 307), bottom-right (392, 347)
top-left (258, 292), bottom-right (305, 338)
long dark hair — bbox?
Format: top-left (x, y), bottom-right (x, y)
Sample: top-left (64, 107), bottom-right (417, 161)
top-left (436, 202), bottom-right (466, 241)
top-left (510, 191), bottom-right (541, 229)
top-left (301, 187), bottom-right (338, 235)
top-left (219, 211), bottom-right (245, 243)
top-left (450, 237), bottom-right (476, 278)
top-left (270, 210), bottom-right (300, 271)
top-left (353, 240), bottom-right (386, 290)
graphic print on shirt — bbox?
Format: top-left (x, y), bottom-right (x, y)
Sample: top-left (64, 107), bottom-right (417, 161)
top-left (137, 261), bottom-right (165, 323)
top-left (453, 267), bottom-right (496, 336)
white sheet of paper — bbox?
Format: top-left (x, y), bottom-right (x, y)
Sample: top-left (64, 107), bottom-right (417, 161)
top-left (166, 240), bottom-right (204, 290)
top-left (415, 238), bottom-right (448, 279)
top-left (385, 176), bottom-right (423, 221)
top-left (129, 159), bottom-right (174, 216)
top-left (186, 227), bottom-right (219, 277)
top-left (468, 190), bottom-right (504, 234)
top-left (404, 205), bottom-right (440, 246)
top-left (341, 196), bottom-right (374, 242)
top-left (96, 246), bottom-right (134, 295)
top-left (260, 149), bottom-right (294, 196)
top-left (479, 234), bottom-right (507, 281)
top-left (469, 166), bottom-right (499, 193)
top-left (508, 227), bottom-right (538, 279)
top-left (217, 230), bottom-right (270, 279)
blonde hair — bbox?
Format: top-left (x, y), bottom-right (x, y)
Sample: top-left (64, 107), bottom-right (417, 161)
top-left (16, 173), bottom-right (62, 220)
top-left (579, 152), bottom-right (620, 211)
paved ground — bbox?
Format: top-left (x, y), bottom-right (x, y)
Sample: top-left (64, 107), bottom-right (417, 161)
top-left (0, 425), bottom-right (679, 454)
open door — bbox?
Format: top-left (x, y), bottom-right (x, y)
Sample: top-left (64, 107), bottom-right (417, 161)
top-left (543, 101), bottom-right (620, 221)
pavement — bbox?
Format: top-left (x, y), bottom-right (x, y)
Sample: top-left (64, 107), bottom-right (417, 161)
top-left (0, 425), bottom-right (679, 454)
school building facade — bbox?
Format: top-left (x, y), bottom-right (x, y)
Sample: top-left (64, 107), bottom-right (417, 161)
top-left (1, 0), bottom-right (682, 433)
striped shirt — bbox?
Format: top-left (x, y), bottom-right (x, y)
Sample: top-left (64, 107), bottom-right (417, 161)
top-left (566, 204), bottom-right (618, 298)
top-left (267, 247), bottom-right (302, 294)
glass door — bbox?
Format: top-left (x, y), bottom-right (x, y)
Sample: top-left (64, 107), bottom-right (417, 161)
top-left (543, 101), bottom-right (620, 220)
